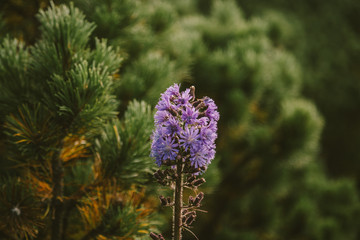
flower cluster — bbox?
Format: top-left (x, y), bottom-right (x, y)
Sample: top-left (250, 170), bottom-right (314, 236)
top-left (151, 84), bottom-right (219, 170)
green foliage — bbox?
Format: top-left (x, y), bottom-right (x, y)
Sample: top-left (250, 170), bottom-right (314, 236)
top-left (2, 0), bottom-right (360, 239)
top-left (279, 163), bottom-right (360, 240)
top-left (0, 177), bottom-right (44, 239)
top-left (277, 99), bottom-right (323, 156)
top-left (71, 0), bottom-right (188, 111)
top-left (88, 38), bottom-right (123, 76)
top-left (73, 0), bottom-right (139, 41)
top-left (78, 189), bottom-right (153, 240)
top-left (5, 103), bottom-right (54, 163)
top-left (44, 61), bottom-right (118, 133)
top-left (64, 0), bottom-right (360, 239)
top-left (64, 160), bottom-right (94, 195)
top-left (0, 37), bottom-right (30, 116)
top-left (0, 0), bottom-right (46, 43)
top-left (94, 100), bottom-right (154, 185)
top-left (0, 3), bottom-right (156, 239)
top-left (116, 52), bottom-right (177, 105)
top-left (98, 203), bottom-right (149, 239)
top-left (146, 1), bottom-right (177, 33)
top-left (236, 0), bottom-right (360, 181)
top-left (149, 0), bottom-right (357, 239)
top-left (38, 3), bottom-right (95, 51)
top-left (29, 2), bottom-right (95, 81)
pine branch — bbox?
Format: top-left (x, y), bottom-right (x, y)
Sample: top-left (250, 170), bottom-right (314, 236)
top-left (62, 179), bottom-right (103, 238)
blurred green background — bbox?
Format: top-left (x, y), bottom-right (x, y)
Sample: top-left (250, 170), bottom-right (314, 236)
top-left (1, 0), bottom-right (360, 239)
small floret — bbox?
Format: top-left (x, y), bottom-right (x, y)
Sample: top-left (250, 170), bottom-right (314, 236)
top-left (179, 127), bottom-right (200, 151)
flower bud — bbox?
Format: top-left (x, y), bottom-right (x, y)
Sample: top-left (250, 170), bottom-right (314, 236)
top-left (159, 195), bottom-right (167, 206)
top-left (184, 211), bottom-right (196, 226)
top-left (186, 214), bottom-right (195, 226)
top-left (198, 112), bottom-right (206, 118)
top-left (157, 170), bottom-right (165, 178)
top-left (188, 196), bottom-right (194, 205)
top-left (154, 172), bottom-right (161, 180)
top-left (193, 192), bottom-right (204, 206)
top-left (150, 232), bottom-right (165, 240)
top-left (150, 232), bottom-right (158, 240)
top-left (189, 167), bottom-right (201, 173)
top-left (183, 210), bottom-right (195, 218)
top-left (162, 159), bottom-right (176, 166)
top-left (192, 100), bottom-right (202, 108)
top-left (187, 175), bottom-right (196, 183)
top-left (164, 169), bottom-right (172, 176)
top-left (200, 166), bottom-right (207, 171)
top-left (190, 86), bottom-right (196, 100)
top-left (168, 107), bottom-right (178, 117)
top-left (157, 179), bottom-right (167, 186)
top-left (195, 102), bottom-right (206, 110)
top-left (192, 178), bottom-right (206, 187)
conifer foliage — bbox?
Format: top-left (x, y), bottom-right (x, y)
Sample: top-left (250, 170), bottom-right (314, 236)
top-left (0, 3), bottom-right (156, 240)
top-left (68, 0), bottom-right (360, 239)
top-left (1, 1), bottom-right (360, 240)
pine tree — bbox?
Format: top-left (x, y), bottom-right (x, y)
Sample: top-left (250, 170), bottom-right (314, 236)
top-left (185, 1), bottom-right (360, 239)
top-left (69, 0), bottom-right (191, 110)
top-left (235, 0), bottom-right (360, 189)
top-left (0, 3), bottom-right (157, 239)
top-left (2, 1), bottom-right (360, 240)
top-left (68, 0), bottom-right (360, 239)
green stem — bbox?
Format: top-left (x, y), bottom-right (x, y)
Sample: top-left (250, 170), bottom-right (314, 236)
top-left (173, 161), bottom-right (183, 240)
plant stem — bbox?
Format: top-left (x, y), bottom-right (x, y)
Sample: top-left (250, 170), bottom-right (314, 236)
top-left (173, 161), bottom-right (183, 240)
top-left (51, 140), bottom-right (65, 240)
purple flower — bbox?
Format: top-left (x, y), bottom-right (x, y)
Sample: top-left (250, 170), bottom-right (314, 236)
top-left (154, 110), bottom-right (169, 124)
top-left (204, 97), bottom-right (220, 121)
top-left (204, 147), bottom-right (216, 164)
top-left (204, 97), bottom-right (217, 110)
top-left (176, 89), bottom-right (192, 106)
top-left (150, 84), bottom-right (219, 171)
top-left (200, 127), bottom-right (217, 145)
top-left (179, 126), bottom-right (200, 151)
top-left (161, 136), bottom-right (179, 161)
top-left (206, 109), bottom-right (220, 121)
top-left (163, 116), bottom-right (182, 136)
top-left (156, 94), bottom-right (174, 111)
top-left (151, 135), bottom-right (179, 166)
top-left (181, 106), bottom-right (199, 124)
top-left (196, 117), bottom-right (209, 126)
top-left (164, 83), bottom-right (180, 97)
top-left (151, 149), bottom-right (162, 167)
top-left (189, 144), bottom-right (207, 168)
